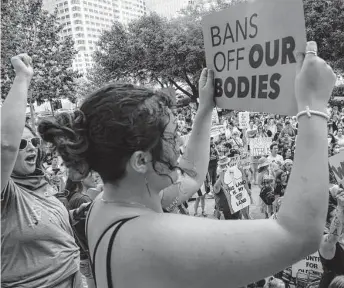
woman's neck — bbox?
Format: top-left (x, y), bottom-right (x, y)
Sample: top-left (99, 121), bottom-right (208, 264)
top-left (102, 178), bottom-right (163, 213)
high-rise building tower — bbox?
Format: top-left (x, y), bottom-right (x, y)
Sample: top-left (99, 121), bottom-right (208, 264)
top-left (145, 0), bottom-right (195, 19)
top-left (43, 0), bottom-right (146, 75)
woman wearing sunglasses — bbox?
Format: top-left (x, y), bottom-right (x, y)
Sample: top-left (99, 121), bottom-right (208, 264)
top-left (1, 54), bottom-right (83, 287)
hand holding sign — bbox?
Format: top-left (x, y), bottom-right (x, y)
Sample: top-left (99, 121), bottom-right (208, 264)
top-left (295, 41), bottom-right (336, 113)
top-left (199, 68), bottom-right (215, 113)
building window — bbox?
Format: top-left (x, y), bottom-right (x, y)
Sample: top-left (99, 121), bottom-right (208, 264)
top-left (71, 0), bottom-right (80, 4)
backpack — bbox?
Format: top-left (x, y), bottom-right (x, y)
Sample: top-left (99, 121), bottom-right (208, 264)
top-left (260, 186), bottom-right (275, 205)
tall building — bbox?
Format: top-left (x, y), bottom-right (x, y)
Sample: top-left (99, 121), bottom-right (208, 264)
top-left (43, 0), bottom-right (146, 75)
top-left (145, 0), bottom-right (195, 19)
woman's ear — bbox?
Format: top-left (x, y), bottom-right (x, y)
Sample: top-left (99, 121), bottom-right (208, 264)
top-left (129, 151), bottom-right (152, 174)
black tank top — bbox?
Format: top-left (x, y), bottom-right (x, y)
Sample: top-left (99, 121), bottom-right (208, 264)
top-left (319, 242), bottom-right (344, 288)
top-left (86, 201), bottom-right (139, 288)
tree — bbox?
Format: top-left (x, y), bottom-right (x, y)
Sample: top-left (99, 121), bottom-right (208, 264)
top-left (303, 0), bottom-right (344, 74)
top-left (92, 0), bottom-right (240, 103)
top-left (1, 0), bottom-right (80, 119)
top-left (92, 0), bottom-right (343, 102)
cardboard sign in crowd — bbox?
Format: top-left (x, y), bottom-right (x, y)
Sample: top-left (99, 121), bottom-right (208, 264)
top-left (222, 157), bottom-right (252, 213)
top-left (250, 137), bottom-right (272, 156)
top-left (329, 151), bottom-right (344, 186)
top-left (202, 0), bottom-right (306, 116)
top-left (238, 111), bottom-right (250, 129)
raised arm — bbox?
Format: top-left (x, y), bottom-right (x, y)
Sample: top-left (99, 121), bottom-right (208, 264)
top-left (179, 69), bottom-right (213, 185)
top-left (1, 54), bottom-right (33, 192)
top-left (319, 193), bottom-right (344, 259)
top-left (114, 42), bottom-right (337, 288)
top-left (160, 69), bottom-right (214, 209)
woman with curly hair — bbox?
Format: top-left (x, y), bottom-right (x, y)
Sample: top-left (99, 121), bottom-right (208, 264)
top-left (37, 42), bottom-right (337, 288)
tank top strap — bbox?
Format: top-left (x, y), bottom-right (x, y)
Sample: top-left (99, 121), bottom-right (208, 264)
top-left (90, 216), bottom-right (139, 287)
top-left (106, 217), bottom-right (139, 288)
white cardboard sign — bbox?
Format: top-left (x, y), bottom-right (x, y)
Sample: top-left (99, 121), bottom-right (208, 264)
top-left (329, 151), bottom-right (344, 186)
top-left (202, 0), bottom-right (306, 116)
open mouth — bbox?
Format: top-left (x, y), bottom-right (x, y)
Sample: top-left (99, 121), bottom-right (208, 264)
top-left (25, 154), bottom-right (37, 165)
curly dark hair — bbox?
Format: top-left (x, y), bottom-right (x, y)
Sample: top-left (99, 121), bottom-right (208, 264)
top-left (64, 178), bottom-right (83, 201)
top-left (38, 83), bottom-right (181, 183)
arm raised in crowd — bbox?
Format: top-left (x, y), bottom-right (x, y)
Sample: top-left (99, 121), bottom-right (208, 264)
top-left (160, 69), bottom-right (214, 210)
top-left (1, 54), bottom-right (33, 192)
top-left (319, 192), bottom-right (344, 259)
top-left (115, 42), bottom-right (337, 288)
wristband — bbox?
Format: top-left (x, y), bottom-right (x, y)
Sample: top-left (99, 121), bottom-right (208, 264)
top-left (296, 106), bottom-right (329, 121)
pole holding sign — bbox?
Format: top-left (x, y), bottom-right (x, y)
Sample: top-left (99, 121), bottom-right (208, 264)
top-left (202, 0), bottom-right (306, 116)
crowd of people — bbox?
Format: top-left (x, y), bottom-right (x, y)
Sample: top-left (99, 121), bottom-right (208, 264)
top-left (1, 41), bottom-right (343, 288)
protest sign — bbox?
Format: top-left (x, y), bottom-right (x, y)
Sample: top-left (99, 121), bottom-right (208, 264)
top-left (223, 167), bottom-right (251, 213)
top-left (291, 252), bottom-right (323, 278)
top-left (228, 155), bottom-right (241, 168)
top-left (250, 137), bottom-right (272, 156)
top-left (329, 151), bottom-right (344, 185)
top-left (202, 0), bottom-right (306, 116)
top-left (240, 151), bottom-right (251, 169)
top-left (228, 153), bottom-right (251, 170)
top-left (238, 112), bottom-right (250, 129)
top-left (210, 124), bottom-right (225, 137)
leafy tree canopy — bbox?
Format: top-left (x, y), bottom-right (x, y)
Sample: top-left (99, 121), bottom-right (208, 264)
top-left (1, 0), bottom-right (80, 108)
top-left (90, 0), bottom-right (343, 101)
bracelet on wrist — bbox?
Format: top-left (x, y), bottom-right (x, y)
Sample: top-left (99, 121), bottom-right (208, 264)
top-left (296, 106), bottom-right (329, 121)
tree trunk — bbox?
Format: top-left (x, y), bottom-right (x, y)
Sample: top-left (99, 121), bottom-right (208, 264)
top-left (29, 90), bottom-right (36, 133)
top-left (49, 99), bottom-right (55, 116)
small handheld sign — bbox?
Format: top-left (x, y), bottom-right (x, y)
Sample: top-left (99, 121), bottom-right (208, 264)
top-left (238, 112), bottom-right (250, 129)
top-left (202, 0), bottom-right (306, 116)
top-left (223, 166), bottom-right (251, 213)
top-left (329, 151), bottom-right (344, 186)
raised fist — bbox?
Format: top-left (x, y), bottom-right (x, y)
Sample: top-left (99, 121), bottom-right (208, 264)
top-left (11, 53), bottom-right (33, 81)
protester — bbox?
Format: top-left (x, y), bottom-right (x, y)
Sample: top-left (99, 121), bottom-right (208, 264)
top-left (34, 41), bottom-right (337, 288)
top-left (318, 188), bottom-right (344, 288)
top-left (193, 174), bottom-right (210, 217)
top-left (1, 54), bottom-right (86, 287)
top-left (64, 178), bottom-right (95, 288)
top-left (335, 128), bottom-right (344, 150)
top-left (208, 137), bottom-right (219, 187)
top-left (214, 156), bottom-right (241, 220)
top-left (258, 158), bottom-right (274, 219)
top-left (263, 277), bottom-right (285, 288)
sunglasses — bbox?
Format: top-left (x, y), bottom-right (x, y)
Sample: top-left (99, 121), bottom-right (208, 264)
top-left (19, 137), bottom-right (42, 150)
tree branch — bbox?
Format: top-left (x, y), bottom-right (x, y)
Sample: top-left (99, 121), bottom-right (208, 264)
top-left (169, 78), bottom-right (193, 98)
top-left (182, 67), bottom-right (198, 97)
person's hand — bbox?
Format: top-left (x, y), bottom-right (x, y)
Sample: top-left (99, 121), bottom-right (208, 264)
top-left (198, 68), bottom-right (215, 112)
top-left (11, 53), bottom-right (33, 82)
top-left (295, 41), bottom-right (336, 113)
top-left (73, 201), bottom-right (92, 221)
